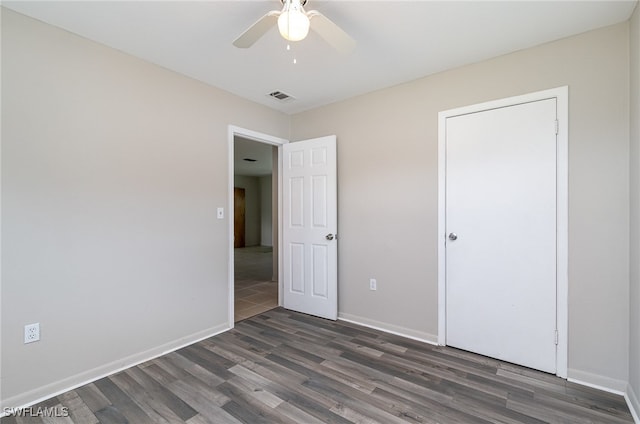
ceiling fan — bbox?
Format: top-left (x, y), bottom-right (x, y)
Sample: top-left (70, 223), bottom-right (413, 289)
top-left (233, 0), bottom-right (356, 54)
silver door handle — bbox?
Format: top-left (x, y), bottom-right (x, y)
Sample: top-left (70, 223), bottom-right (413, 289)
top-left (326, 233), bottom-right (335, 241)
top-left (448, 233), bottom-right (458, 241)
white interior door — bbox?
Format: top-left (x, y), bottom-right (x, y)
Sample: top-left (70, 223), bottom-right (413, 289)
top-left (282, 136), bottom-right (337, 320)
top-left (445, 99), bottom-right (557, 373)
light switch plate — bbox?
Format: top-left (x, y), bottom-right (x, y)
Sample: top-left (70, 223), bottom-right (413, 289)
top-left (217, 207), bottom-right (224, 219)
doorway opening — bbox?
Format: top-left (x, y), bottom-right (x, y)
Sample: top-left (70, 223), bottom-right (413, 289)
top-left (233, 137), bottom-right (277, 321)
top-left (228, 126), bottom-right (288, 326)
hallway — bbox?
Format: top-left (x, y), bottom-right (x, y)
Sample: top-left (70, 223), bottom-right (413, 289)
top-left (234, 246), bottom-right (278, 321)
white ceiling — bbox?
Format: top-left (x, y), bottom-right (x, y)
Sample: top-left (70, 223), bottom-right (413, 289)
top-left (234, 136), bottom-right (274, 176)
top-left (4, 1), bottom-right (637, 115)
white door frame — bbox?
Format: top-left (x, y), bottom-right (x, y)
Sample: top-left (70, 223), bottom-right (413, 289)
top-left (227, 125), bottom-right (288, 328)
top-left (437, 87), bottom-right (569, 378)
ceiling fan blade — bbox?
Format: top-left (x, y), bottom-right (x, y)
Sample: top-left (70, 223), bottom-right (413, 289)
top-left (308, 10), bottom-right (355, 54)
top-left (233, 10), bottom-right (280, 48)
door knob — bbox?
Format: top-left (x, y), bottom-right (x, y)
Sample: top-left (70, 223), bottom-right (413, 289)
top-left (448, 233), bottom-right (458, 241)
top-left (326, 233), bottom-right (335, 241)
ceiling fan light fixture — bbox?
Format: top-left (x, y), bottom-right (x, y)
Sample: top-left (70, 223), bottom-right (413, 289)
top-left (277, 0), bottom-right (310, 42)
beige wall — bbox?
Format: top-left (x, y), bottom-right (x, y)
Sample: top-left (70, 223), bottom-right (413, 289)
top-left (291, 23), bottom-right (631, 388)
top-left (1, 9), bottom-right (289, 407)
top-left (233, 175), bottom-right (262, 247)
top-left (629, 3), bottom-right (640, 415)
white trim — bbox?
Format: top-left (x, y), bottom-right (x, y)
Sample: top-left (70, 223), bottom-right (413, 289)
top-left (0, 324), bottom-right (229, 414)
top-left (567, 373), bottom-right (640, 423)
top-left (278, 145), bottom-right (284, 307)
top-left (227, 126), bottom-right (288, 328)
top-left (338, 313), bottom-right (438, 345)
top-left (567, 372), bottom-right (628, 395)
top-left (626, 383), bottom-right (640, 424)
top-left (566, 377), bottom-right (640, 424)
top-left (555, 87), bottom-right (569, 379)
top-left (437, 105), bottom-right (447, 346)
top-left (437, 86), bottom-right (569, 378)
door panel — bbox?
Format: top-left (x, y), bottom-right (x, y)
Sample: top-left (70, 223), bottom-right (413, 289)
top-left (445, 99), bottom-right (557, 373)
top-left (290, 243), bottom-right (305, 293)
top-left (234, 187), bottom-right (245, 248)
top-left (282, 136), bottom-right (337, 320)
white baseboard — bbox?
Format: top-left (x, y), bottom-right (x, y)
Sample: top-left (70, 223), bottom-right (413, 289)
top-left (626, 383), bottom-right (640, 424)
top-left (567, 368), bottom-right (628, 395)
top-left (338, 312), bottom-right (438, 345)
top-left (1, 323), bottom-right (230, 415)
top-left (5, 318), bottom-right (638, 423)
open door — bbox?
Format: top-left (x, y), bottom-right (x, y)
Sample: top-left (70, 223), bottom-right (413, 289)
top-left (282, 136), bottom-right (337, 320)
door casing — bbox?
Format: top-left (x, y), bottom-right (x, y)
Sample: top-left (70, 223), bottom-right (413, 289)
top-left (437, 87), bottom-right (569, 378)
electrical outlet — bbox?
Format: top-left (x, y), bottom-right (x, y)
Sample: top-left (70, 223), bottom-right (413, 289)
top-left (369, 278), bottom-right (377, 291)
top-left (24, 323), bottom-right (40, 344)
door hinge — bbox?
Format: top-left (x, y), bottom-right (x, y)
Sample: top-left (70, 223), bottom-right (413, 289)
top-left (555, 119), bottom-right (559, 135)
top-left (554, 330), bottom-right (559, 345)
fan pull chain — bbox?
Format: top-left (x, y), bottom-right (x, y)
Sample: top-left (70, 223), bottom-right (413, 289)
top-left (286, 44), bottom-right (298, 64)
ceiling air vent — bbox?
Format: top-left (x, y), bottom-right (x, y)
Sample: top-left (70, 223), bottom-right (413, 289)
top-left (268, 90), bottom-right (295, 102)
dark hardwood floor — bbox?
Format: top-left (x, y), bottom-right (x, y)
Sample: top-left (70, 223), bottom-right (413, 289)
top-left (2, 308), bottom-right (634, 423)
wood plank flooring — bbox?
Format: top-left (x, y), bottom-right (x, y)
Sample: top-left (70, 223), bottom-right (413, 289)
top-left (2, 308), bottom-right (634, 423)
